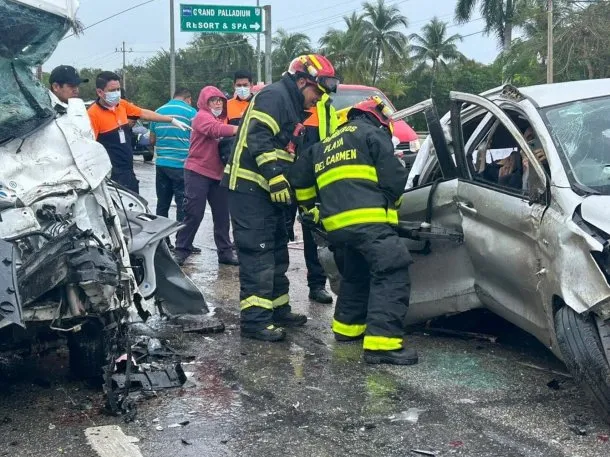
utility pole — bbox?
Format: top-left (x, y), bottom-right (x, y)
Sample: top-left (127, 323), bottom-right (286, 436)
top-left (264, 5), bottom-right (272, 84)
top-left (116, 41), bottom-right (133, 94)
top-left (547, 0), bottom-right (553, 84)
top-left (170, 0), bottom-right (176, 98)
top-left (256, 0), bottom-right (262, 83)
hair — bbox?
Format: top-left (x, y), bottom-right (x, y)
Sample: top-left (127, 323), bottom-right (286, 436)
top-left (234, 70), bottom-right (253, 83)
top-left (174, 87), bottom-right (191, 99)
top-left (95, 71), bottom-right (121, 90)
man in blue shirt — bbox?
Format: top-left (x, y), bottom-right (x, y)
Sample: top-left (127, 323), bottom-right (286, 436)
top-left (150, 88), bottom-right (196, 226)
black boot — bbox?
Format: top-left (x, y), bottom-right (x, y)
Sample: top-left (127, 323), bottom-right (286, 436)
top-left (334, 333), bottom-right (364, 342)
top-left (218, 251), bottom-right (239, 266)
top-left (273, 306), bottom-right (307, 328)
top-left (363, 347), bottom-right (419, 366)
top-left (241, 324), bottom-right (286, 342)
top-left (190, 245), bottom-right (202, 254)
top-left (308, 288), bottom-right (333, 304)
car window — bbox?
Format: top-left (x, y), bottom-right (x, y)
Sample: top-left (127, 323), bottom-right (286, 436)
top-left (331, 89), bottom-right (389, 111)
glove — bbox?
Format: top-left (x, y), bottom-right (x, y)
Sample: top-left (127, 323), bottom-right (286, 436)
top-left (269, 175), bottom-right (292, 205)
top-left (302, 206), bottom-right (320, 224)
top-left (171, 117), bottom-right (192, 131)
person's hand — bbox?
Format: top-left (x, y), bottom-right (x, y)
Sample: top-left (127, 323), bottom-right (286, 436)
top-left (171, 118), bottom-right (192, 131)
top-left (303, 206), bottom-right (320, 224)
top-left (533, 148), bottom-right (547, 164)
top-left (498, 152), bottom-right (518, 178)
top-left (522, 155), bottom-right (529, 171)
top-left (269, 175), bottom-right (292, 205)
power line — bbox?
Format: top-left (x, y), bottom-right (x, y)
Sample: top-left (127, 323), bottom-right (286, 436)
top-left (62, 0), bottom-right (159, 40)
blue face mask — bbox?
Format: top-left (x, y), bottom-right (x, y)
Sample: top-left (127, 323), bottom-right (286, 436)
top-left (104, 90), bottom-right (121, 106)
top-left (235, 87), bottom-right (251, 99)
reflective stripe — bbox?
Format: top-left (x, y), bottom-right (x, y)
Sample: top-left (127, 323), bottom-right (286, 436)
top-left (363, 335), bottom-right (403, 351)
top-left (237, 169), bottom-right (269, 191)
top-left (272, 294), bottom-right (289, 308)
top-left (255, 151), bottom-right (277, 166)
top-left (317, 165), bottom-right (378, 190)
top-left (294, 186), bottom-right (317, 201)
top-left (332, 319), bottom-right (366, 337)
top-left (229, 95), bottom-right (257, 189)
top-left (387, 208), bottom-right (398, 225)
top-left (250, 110), bottom-right (280, 135)
top-left (240, 295), bottom-right (273, 311)
top-left (322, 207), bottom-right (388, 232)
top-left (309, 54), bottom-right (323, 70)
top-left (276, 150), bottom-right (295, 162)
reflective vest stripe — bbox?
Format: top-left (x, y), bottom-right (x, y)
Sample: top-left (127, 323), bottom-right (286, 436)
top-left (255, 151), bottom-right (277, 166)
top-left (272, 294), bottom-right (289, 308)
top-left (250, 109), bottom-right (280, 135)
top-left (363, 335), bottom-right (403, 351)
top-left (332, 319), bottom-right (366, 337)
top-left (322, 207), bottom-right (394, 232)
top-left (317, 165), bottom-right (378, 190)
top-left (229, 95), bottom-right (258, 190)
top-left (237, 169), bottom-right (269, 191)
top-left (240, 295), bottom-right (273, 311)
top-left (294, 186), bottom-right (317, 201)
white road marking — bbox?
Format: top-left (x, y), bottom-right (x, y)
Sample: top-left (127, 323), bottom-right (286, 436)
top-left (85, 425), bottom-right (144, 457)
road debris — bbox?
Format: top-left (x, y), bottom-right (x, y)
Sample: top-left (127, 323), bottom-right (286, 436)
top-left (411, 450), bottom-right (437, 456)
top-left (85, 425), bottom-right (143, 457)
top-left (389, 408), bottom-right (426, 424)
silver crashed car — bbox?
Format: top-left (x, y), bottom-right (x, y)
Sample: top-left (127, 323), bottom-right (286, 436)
top-left (318, 80), bottom-right (610, 422)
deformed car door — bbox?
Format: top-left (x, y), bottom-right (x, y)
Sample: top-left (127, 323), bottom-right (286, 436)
top-left (393, 100), bottom-right (481, 323)
top-left (449, 91), bottom-right (549, 338)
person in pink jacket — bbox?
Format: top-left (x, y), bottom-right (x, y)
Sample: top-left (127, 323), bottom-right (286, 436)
top-left (174, 86), bottom-right (239, 266)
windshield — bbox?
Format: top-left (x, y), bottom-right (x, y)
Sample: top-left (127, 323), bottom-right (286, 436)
top-left (0, 0), bottom-right (73, 143)
top-left (331, 88), bottom-right (392, 111)
top-left (543, 96), bottom-right (610, 194)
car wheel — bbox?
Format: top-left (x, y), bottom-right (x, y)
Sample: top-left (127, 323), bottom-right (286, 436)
top-left (67, 320), bottom-right (106, 384)
top-left (555, 306), bottom-right (610, 423)
top-left (143, 150), bottom-right (154, 162)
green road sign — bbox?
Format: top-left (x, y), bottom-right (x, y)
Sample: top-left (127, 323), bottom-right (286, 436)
top-left (180, 4), bottom-right (263, 33)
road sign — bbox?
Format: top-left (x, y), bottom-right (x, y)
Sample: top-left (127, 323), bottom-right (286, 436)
top-left (180, 4), bottom-right (263, 33)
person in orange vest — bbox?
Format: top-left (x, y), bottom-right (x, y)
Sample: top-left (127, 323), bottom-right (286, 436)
top-left (286, 92), bottom-right (339, 304)
top-left (227, 70), bottom-right (254, 125)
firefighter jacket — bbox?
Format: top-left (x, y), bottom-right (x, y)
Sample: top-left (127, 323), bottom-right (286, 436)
top-left (288, 117), bottom-right (408, 233)
top-left (303, 93), bottom-right (339, 147)
top-left (222, 75), bottom-right (306, 198)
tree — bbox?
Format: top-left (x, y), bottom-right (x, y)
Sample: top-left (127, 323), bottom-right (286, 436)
top-left (410, 17), bottom-right (464, 96)
top-left (455, 0), bottom-right (520, 52)
top-left (361, 0), bottom-right (409, 85)
top-left (271, 29), bottom-right (311, 79)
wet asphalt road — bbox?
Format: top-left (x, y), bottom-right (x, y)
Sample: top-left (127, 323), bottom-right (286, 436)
top-left (1, 157), bottom-right (609, 457)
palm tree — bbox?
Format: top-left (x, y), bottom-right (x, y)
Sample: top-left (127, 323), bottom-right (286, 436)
top-left (361, 0), bottom-right (409, 85)
top-left (455, 0), bottom-right (525, 52)
top-left (411, 17), bottom-right (464, 96)
top-left (271, 29), bottom-right (311, 79)
top-left (319, 29), bottom-right (352, 74)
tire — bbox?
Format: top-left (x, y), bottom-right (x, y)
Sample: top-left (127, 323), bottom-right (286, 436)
top-left (555, 306), bottom-right (610, 423)
top-left (143, 151), bottom-right (154, 162)
top-left (67, 321), bottom-right (106, 384)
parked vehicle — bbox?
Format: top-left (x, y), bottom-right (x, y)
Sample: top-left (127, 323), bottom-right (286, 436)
top-left (318, 80), bottom-right (610, 422)
top-left (131, 120), bottom-right (154, 162)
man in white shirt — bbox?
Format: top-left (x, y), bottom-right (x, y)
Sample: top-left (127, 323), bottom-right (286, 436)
top-left (48, 65), bottom-right (88, 114)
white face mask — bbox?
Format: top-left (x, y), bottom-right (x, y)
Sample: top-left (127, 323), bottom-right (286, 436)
top-left (104, 90), bottom-right (121, 107)
top-left (235, 86), bottom-right (251, 99)
top-left (211, 108), bottom-right (223, 117)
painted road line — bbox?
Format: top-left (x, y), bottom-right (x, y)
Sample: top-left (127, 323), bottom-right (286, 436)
top-left (85, 425), bottom-right (143, 457)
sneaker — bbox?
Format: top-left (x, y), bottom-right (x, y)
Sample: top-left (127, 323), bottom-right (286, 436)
top-left (190, 245), bottom-right (202, 254)
top-left (218, 252), bottom-right (239, 266)
top-left (363, 347), bottom-right (419, 366)
top-left (273, 311), bottom-right (307, 328)
top-left (334, 333), bottom-right (364, 342)
top-left (308, 288), bottom-right (333, 304)
top-left (241, 324), bottom-right (286, 342)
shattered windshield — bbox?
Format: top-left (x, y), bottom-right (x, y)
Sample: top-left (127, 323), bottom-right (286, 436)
top-left (543, 96), bottom-right (610, 194)
top-left (0, 0), bottom-right (73, 143)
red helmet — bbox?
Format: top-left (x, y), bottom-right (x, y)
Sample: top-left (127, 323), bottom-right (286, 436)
top-left (287, 54), bottom-right (339, 94)
top-left (348, 96), bottom-right (395, 133)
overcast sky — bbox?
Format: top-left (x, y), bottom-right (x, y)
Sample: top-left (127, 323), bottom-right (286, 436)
top-left (45, 0), bottom-right (500, 75)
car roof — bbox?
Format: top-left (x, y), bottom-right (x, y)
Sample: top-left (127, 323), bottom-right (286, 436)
top-left (338, 84), bottom-right (377, 91)
top-left (517, 79), bottom-right (610, 108)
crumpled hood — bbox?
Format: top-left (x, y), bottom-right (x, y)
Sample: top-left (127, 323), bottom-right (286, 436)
top-left (580, 195), bottom-right (610, 237)
top-left (197, 86), bottom-right (227, 116)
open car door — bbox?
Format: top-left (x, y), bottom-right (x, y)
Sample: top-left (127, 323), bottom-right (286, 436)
top-left (393, 100), bottom-right (481, 324)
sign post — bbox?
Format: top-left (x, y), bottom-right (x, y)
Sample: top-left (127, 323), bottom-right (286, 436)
top-left (180, 4), bottom-right (263, 33)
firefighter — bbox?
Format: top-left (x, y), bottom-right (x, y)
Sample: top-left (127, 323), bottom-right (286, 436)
top-left (288, 97), bottom-right (418, 365)
top-left (222, 54), bottom-right (339, 342)
top-left (285, 93), bottom-right (339, 304)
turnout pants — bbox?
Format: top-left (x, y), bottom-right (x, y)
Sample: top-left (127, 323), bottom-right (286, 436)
top-left (155, 166), bottom-right (185, 222)
top-left (175, 169), bottom-right (232, 257)
top-left (286, 204), bottom-right (327, 290)
top-left (229, 191), bottom-right (292, 332)
top-left (330, 224), bottom-right (413, 351)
